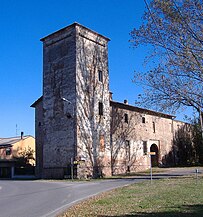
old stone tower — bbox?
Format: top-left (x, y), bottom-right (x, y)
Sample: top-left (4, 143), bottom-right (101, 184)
top-left (32, 23), bottom-right (111, 179)
top-left (32, 23), bottom-right (190, 179)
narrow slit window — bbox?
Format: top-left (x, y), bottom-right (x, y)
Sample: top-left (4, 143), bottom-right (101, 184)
top-left (153, 121), bottom-right (156, 133)
top-left (99, 102), bottom-right (103, 116)
top-left (98, 70), bottom-right (103, 82)
top-left (124, 113), bottom-right (128, 123)
top-left (142, 117), bottom-right (145, 123)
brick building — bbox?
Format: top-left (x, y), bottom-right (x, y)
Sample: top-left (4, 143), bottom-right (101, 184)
top-left (31, 23), bottom-right (187, 179)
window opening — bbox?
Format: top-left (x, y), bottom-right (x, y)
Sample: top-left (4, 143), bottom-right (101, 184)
top-left (98, 70), bottom-right (103, 82)
top-left (99, 102), bottom-right (103, 116)
top-left (124, 113), bottom-right (128, 123)
top-left (153, 122), bottom-right (156, 133)
top-left (6, 148), bottom-right (11, 155)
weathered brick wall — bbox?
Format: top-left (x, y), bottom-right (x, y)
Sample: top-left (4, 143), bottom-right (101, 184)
top-left (110, 102), bottom-right (185, 174)
top-left (38, 23), bottom-right (112, 178)
top-left (75, 25), bottom-right (111, 178)
top-left (41, 25), bottom-right (77, 178)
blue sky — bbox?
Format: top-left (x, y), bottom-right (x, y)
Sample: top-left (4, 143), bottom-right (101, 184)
top-left (0, 0), bottom-right (188, 138)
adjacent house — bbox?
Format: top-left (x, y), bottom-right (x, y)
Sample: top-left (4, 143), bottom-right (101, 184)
top-left (31, 22), bottom-right (189, 179)
top-left (0, 134), bottom-right (35, 178)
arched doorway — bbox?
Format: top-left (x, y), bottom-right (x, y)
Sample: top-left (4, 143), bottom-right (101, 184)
top-left (150, 144), bottom-right (159, 167)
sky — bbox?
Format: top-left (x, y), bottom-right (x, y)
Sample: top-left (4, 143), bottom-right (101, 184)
top-left (0, 0), bottom-right (189, 138)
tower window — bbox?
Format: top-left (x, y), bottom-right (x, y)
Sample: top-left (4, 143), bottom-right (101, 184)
top-left (124, 113), bottom-right (128, 123)
top-left (99, 102), bottom-right (103, 116)
top-left (142, 117), bottom-right (145, 123)
top-left (153, 122), bottom-right (156, 133)
top-left (98, 70), bottom-right (103, 82)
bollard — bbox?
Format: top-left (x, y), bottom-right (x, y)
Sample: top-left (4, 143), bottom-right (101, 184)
top-left (195, 168), bottom-right (199, 184)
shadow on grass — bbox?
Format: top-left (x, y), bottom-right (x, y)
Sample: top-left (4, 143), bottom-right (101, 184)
top-left (98, 204), bottom-right (203, 217)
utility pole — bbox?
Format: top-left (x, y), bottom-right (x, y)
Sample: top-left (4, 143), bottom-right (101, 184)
top-left (199, 108), bottom-right (203, 163)
top-left (71, 157), bottom-right (74, 181)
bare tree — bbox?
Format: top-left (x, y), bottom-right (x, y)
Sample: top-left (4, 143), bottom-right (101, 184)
top-left (110, 105), bottom-right (144, 175)
top-left (131, 0), bottom-right (203, 116)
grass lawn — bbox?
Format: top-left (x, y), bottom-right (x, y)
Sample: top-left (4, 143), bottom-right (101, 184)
top-left (59, 175), bottom-right (203, 217)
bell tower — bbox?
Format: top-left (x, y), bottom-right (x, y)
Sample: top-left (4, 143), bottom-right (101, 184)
top-left (32, 23), bottom-right (111, 178)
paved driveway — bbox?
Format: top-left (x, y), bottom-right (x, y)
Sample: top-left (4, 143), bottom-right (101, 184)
top-left (0, 167), bottom-right (202, 217)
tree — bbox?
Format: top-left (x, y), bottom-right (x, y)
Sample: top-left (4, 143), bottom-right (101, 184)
top-left (190, 116), bottom-right (203, 163)
top-left (14, 147), bottom-right (35, 166)
top-left (131, 0), bottom-right (203, 115)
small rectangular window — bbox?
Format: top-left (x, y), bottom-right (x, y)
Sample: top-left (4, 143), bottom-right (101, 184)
top-left (153, 122), bottom-right (156, 133)
top-left (98, 70), bottom-right (103, 82)
top-left (124, 113), bottom-right (128, 123)
top-left (99, 102), bottom-right (103, 116)
top-left (6, 148), bottom-right (11, 155)
top-left (143, 141), bottom-right (147, 155)
top-left (142, 117), bottom-right (145, 123)
top-left (100, 135), bottom-right (105, 152)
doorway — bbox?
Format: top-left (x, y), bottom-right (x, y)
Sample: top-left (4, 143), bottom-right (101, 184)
top-left (0, 167), bottom-right (11, 178)
top-left (150, 144), bottom-right (159, 167)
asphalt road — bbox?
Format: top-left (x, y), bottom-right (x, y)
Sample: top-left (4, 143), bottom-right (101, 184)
top-left (0, 167), bottom-right (202, 217)
top-left (0, 178), bottom-right (145, 217)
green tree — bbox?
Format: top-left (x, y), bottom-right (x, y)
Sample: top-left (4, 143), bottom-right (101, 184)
top-left (191, 117), bottom-right (203, 163)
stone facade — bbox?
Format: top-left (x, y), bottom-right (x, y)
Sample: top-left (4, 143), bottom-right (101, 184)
top-left (75, 25), bottom-right (111, 178)
top-left (110, 101), bottom-right (174, 174)
top-left (32, 23), bottom-right (189, 179)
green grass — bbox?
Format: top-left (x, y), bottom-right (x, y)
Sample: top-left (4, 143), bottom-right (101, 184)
top-left (59, 175), bottom-right (203, 217)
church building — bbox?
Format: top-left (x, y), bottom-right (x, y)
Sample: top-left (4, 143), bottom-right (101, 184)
top-left (31, 23), bottom-right (187, 179)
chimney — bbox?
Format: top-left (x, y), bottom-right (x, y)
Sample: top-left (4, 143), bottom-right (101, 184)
top-left (21, 132), bottom-right (24, 139)
top-left (124, 99), bottom-right (128, 104)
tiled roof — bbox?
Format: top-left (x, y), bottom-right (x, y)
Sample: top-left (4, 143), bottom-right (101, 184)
top-left (110, 101), bottom-right (176, 119)
top-left (0, 136), bottom-right (31, 147)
